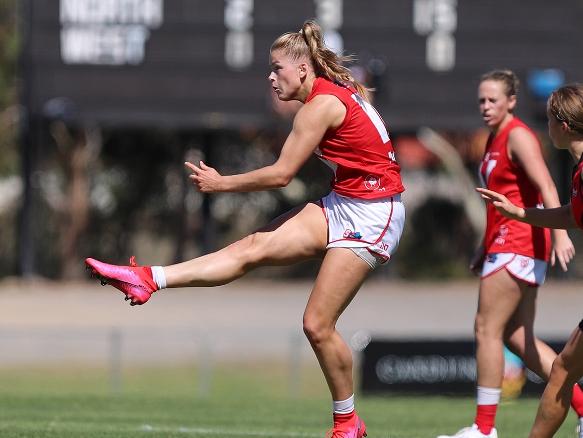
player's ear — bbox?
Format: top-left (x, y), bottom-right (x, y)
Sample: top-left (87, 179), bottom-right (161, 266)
top-left (508, 94), bottom-right (517, 112)
top-left (561, 121), bottom-right (570, 132)
top-left (297, 62), bottom-right (309, 79)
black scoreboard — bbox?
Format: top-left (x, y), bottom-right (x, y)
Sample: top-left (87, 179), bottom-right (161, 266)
top-left (23, 0), bottom-right (583, 130)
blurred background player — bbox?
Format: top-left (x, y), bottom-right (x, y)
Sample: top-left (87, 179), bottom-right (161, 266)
top-left (85, 20), bottom-right (405, 438)
top-left (478, 83), bottom-right (583, 438)
top-left (437, 70), bottom-right (580, 438)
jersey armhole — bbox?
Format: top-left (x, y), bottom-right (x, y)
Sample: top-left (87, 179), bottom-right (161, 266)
top-left (315, 92), bottom-right (350, 133)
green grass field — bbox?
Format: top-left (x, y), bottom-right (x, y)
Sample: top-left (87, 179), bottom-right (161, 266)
top-left (0, 363), bottom-right (579, 438)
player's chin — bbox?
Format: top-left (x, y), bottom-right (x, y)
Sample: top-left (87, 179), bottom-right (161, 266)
top-left (276, 93), bottom-right (292, 101)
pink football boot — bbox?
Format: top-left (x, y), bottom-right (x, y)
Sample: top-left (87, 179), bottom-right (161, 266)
top-left (327, 412), bottom-right (367, 438)
top-left (85, 256), bottom-right (158, 306)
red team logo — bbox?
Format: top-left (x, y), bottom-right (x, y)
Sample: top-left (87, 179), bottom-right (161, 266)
top-left (306, 78), bottom-right (403, 199)
top-left (364, 175), bottom-right (381, 191)
top-left (495, 225), bottom-right (508, 246)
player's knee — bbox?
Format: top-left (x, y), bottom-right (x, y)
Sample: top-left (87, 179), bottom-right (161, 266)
top-left (235, 232), bottom-right (271, 267)
top-left (474, 315), bottom-right (499, 343)
top-left (474, 315), bottom-right (487, 339)
top-left (549, 355), bottom-right (570, 382)
top-left (303, 314), bottom-right (332, 346)
top-left (556, 351), bottom-right (583, 383)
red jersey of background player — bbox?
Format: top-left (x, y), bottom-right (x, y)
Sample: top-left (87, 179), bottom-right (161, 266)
top-left (570, 157), bottom-right (583, 228)
top-left (479, 117), bottom-right (551, 260)
top-left (305, 77), bottom-right (404, 199)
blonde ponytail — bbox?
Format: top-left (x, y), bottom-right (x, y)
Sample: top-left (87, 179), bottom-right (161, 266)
top-left (271, 19), bottom-right (370, 100)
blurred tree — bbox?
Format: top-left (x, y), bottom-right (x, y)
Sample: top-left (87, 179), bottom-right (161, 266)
top-left (0, 0), bottom-right (19, 278)
top-left (0, 0), bottom-right (18, 173)
top-left (396, 197), bottom-right (476, 278)
top-left (49, 121), bottom-right (101, 278)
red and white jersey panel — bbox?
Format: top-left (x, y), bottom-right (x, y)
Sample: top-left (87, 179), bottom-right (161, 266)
top-left (478, 117), bottom-right (551, 260)
top-left (306, 77), bottom-right (404, 199)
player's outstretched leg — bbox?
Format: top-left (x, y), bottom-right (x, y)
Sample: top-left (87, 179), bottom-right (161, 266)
top-left (85, 202), bottom-right (327, 306)
top-left (85, 256), bottom-right (158, 306)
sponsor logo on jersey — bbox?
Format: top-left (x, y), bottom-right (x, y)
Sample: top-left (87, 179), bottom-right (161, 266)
top-left (343, 229), bottom-right (362, 239)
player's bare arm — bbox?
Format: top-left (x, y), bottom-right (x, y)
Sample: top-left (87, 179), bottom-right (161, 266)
top-left (508, 127), bottom-right (575, 270)
top-left (477, 187), bottom-right (576, 229)
top-left (185, 94), bottom-right (345, 193)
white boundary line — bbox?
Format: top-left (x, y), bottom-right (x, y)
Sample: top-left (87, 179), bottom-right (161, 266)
top-left (139, 424), bottom-right (322, 437)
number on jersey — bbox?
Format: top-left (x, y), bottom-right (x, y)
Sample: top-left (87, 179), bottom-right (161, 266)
top-left (351, 93), bottom-right (390, 143)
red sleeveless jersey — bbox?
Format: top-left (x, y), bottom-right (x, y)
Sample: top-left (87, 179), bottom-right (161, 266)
top-left (305, 77), bottom-right (404, 199)
top-left (479, 117), bottom-right (551, 260)
top-left (570, 158), bottom-right (583, 228)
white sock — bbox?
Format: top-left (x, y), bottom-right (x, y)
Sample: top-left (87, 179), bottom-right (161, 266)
top-left (151, 266), bottom-right (167, 290)
top-left (477, 386), bottom-right (501, 405)
top-left (333, 394), bottom-right (355, 415)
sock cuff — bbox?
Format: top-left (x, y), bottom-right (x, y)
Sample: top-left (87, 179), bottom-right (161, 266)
top-left (151, 266), bottom-right (167, 290)
top-left (333, 394), bottom-right (355, 415)
top-left (477, 386), bottom-right (501, 405)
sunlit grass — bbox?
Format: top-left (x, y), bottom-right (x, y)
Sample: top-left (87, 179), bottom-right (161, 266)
top-left (0, 363), bottom-right (578, 437)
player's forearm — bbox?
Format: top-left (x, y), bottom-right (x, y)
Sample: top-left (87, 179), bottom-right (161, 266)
top-left (220, 165), bottom-right (292, 192)
top-left (539, 182), bottom-right (562, 210)
top-left (538, 186), bottom-right (572, 232)
top-left (521, 205), bottom-right (576, 229)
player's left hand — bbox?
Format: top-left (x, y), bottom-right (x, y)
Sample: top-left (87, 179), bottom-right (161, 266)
top-left (551, 232), bottom-right (575, 272)
top-left (185, 161), bottom-right (223, 192)
top-left (476, 187), bottom-right (525, 220)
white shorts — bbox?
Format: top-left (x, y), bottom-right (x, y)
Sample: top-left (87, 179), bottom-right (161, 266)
top-left (320, 191), bottom-right (405, 269)
top-left (481, 253), bottom-right (548, 286)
